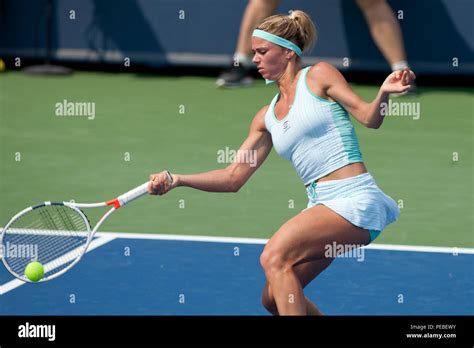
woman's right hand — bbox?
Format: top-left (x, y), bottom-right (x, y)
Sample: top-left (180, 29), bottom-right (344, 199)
top-left (148, 171), bottom-right (177, 195)
top-left (380, 67), bottom-right (416, 94)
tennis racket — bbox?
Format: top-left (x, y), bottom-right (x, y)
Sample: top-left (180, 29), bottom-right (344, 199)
top-left (0, 173), bottom-right (172, 283)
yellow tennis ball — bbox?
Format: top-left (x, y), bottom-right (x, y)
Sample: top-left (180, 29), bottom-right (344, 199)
top-left (0, 59), bottom-right (5, 72)
top-left (25, 261), bottom-right (44, 282)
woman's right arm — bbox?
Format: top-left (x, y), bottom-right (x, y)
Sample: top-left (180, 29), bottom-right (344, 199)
top-left (148, 106), bottom-right (273, 195)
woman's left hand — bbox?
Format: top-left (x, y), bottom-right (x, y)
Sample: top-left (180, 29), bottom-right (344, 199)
top-left (381, 67), bottom-right (416, 94)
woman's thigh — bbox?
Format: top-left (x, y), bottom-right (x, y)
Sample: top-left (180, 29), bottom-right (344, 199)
top-left (263, 204), bottom-right (370, 267)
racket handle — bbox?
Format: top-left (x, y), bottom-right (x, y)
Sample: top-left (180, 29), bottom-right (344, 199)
top-left (107, 173), bottom-right (173, 208)
top-left (116, 182), bottom-right (150, 207)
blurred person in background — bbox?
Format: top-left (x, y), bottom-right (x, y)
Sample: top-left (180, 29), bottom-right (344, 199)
top-left (216, 0), bottom-right (416, 96)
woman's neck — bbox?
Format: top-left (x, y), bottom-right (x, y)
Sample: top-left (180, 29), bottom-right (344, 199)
top-left (277, 62), bottom-right (302, 99)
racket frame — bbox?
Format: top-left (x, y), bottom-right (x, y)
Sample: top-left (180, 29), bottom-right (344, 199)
top-left (0, 202), bottom-right (92, 282)
top-left (0, 179), bottom-right (159, 283)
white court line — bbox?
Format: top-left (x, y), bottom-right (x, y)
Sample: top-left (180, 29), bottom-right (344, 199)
top-left (97, 231), bottom-right (269, 245)
top-left (364, 243), bottom-right (474, 254)
top-left (4, 228), bottom-right (89, 238)
top-left (95, 231), bottom-right (474, 255)
top-left (2, 229), bottom-right (473, 254)
top-left (0, 235), bottom-right (115, 296)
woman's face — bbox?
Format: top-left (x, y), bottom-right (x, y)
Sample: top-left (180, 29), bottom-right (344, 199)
top-left (251, 37), bottom-right (291, 81)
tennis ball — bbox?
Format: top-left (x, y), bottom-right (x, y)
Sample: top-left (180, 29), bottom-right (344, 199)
top-left (25, 261), bottom-right (44, 282)
top-left (0, 59), bottom-right (5, 72)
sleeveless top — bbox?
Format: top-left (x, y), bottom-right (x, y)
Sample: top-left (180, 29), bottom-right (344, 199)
top-left (264, 66), bottom-right (363, 185)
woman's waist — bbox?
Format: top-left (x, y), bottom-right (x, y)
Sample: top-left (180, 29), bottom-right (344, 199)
top-left (305, 162), bottom-right (368, 188)
top-left (305, 170), bottom-right (379, 200)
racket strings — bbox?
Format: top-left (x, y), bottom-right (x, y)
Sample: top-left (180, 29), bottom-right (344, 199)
top-left (5, 221), bottom-right (87, 276)
top-left (38, 207), bottom-right (60, 231)
top-left (56, 205), bottom-right (77, 231)
top-left (2, 205), bottom-right (90, 279)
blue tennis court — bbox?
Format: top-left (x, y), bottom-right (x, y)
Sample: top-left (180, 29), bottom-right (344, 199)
top-left (1, 233), bottom-right (472, 315)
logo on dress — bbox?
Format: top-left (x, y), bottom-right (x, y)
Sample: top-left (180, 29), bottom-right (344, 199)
top-left (282, 120), bottom-right (290, 133)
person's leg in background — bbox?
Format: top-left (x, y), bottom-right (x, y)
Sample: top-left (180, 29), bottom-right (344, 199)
top-left (356, 0), bottom-right (416, 95)
top-left (216, 0), bottom-right (280, 88)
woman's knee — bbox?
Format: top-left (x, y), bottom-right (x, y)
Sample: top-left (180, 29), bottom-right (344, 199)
top-left (260, 245), bottom-right (291, 276)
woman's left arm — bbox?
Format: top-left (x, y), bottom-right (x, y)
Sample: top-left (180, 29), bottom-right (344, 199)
top-left (313, 63), bottom-right (416, 129)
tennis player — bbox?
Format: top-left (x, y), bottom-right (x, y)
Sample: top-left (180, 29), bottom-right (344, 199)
top-left (148, 10), bottom-right (415, 315)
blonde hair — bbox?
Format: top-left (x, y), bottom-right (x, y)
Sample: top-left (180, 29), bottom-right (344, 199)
top-left (256, 10), bottom-right (317, 54)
